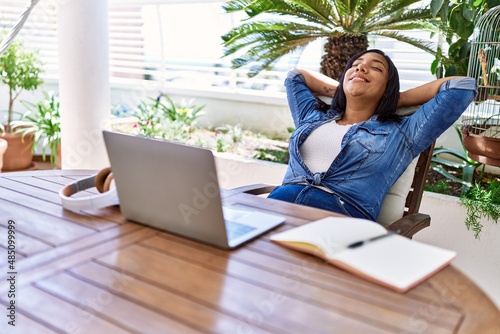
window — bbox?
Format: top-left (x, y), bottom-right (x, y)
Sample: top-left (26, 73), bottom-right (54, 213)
top-left (0, 0), bottom-right (58, 79)
top-left (1, 0), bottom-right (437, 96)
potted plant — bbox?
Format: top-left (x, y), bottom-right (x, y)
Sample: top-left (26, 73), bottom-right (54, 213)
top-left (0, 138), bottom-right (7, 171)
top-left (430, 125), bottom-right (483, 191)
top-left (427, 124), bottom-right (500, 239)
top-left (11, 91), bottom-right (61, 168)
top-left (0, 31), bottom-right (44, 170)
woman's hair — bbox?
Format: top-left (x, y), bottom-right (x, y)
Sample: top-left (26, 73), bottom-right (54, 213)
top-left (329, 49), bottom-right (401, 122)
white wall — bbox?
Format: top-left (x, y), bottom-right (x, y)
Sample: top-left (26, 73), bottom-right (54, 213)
top-left (214, 152), bottom-right (288, 188)
top-left (109, 82), bottom-right (294, 138)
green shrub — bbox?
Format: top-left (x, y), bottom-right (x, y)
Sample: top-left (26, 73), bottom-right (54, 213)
top-left (460, 179), bottom-right (500, 239)
top-left (133, 94), bottom-right (205, 140)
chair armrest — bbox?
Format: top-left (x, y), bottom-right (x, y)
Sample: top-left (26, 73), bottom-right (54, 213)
top-left (387, 213), bottom-right (431, 239)
top-left (231, 183), bottom-right (277, 195)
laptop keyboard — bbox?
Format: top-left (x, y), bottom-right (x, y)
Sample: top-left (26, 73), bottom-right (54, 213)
top-left (225, 220), bottom-right (256, 240)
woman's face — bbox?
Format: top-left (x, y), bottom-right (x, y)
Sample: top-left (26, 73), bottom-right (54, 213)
top-left (342, 52), bottom-right (390, 103)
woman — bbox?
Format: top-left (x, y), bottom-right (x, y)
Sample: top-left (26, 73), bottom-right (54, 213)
top-left (268, 49), bottom-right (477, 222)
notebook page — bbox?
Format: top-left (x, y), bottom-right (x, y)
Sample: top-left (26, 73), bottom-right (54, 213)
top-left (332, 235), bottom-right (456, 291)
top-left (270, 217), bottom-right (387, 257)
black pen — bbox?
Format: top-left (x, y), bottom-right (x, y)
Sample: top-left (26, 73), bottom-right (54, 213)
top-left (347, 230), bottom-right (400, 249)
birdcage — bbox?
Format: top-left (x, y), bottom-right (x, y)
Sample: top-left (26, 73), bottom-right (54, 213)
top-left (461, 5), bottom-right (500, 166)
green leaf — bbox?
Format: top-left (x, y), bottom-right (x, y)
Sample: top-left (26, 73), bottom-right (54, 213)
top-left (462, 6), bottom-right (475, 21)
top-left (432, 157), bottom-right (467, 169)
top-left (431, 164), bottom-right (473, 187)
top-left (445, 64), bottom-right (459, 76)
top-left (431, 58), bottom-right (439, 74)
top-left (231, 57), bottom-right (253, 67)
top-left (430, 0), bottom-right (444, 18)
top-left (432, 147), bottom-right (469, 160)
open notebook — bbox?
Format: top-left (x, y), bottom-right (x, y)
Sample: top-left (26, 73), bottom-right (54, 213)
top-left (270, 217), bottom-right (456, 292)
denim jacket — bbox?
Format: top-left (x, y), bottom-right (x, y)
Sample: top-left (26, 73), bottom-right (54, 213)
top-left (282, 70), bottom-right (477, 221)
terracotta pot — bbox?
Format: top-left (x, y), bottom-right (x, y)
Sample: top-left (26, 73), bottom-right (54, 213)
top-left (0, 138), bottom-right (7, 172)
top-left (56, 142), bottom-right (61, 169)
top-left (0, 131), bottom-right (34, 171)
top-left (463, 133), bottom-right (500, 166)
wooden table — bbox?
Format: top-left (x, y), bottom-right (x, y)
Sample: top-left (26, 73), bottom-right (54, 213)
top-left (0, 170), bottom-right (498, 334)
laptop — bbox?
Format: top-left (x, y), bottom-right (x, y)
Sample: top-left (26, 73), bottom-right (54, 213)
top-left (102, 130), bottom-right (285, 249)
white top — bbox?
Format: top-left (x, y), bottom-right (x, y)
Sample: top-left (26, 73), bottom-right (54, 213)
top-left (300, 120), bottom-right (353, 173)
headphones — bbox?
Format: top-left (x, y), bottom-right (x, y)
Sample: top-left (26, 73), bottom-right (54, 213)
top-left (59, 167), bottom-right (120, 211)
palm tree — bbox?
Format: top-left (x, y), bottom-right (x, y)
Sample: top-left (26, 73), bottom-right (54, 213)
top-left (221, 0), bottom-right (439, 80)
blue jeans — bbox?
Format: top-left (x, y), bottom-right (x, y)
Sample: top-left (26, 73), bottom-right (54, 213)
top-left (268, 184), bottom-right (370, 219)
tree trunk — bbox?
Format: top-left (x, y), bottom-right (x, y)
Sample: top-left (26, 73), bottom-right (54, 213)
top-left (320, 34), bottom-right (369, 80)
top-left (8, 88), bottom-right (14, 126)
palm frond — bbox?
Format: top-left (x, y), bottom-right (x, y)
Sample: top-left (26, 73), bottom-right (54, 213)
top-left (260, 1), bottom-right (340, 29)
top-left (224, 23), bottom-right (325, 75)
top-left (368, 22), bottom-right (437, 34)
top-left (286, 0), bottom-right (336, 23)
top-left (223, 0), bottom-right (322, 25)
top-left (351, 0), bottom-right (383, 30)
top-left (327, 0), bottom-right (344, 24)
top-left (247, 34), bottom-right (319, 60)
top-left (334, 0), bottom-right (357, 26)
top-left (374, 0), bottom-right (427, 19)
top-left (370, 8), bottom-right (435, 28)
top-left (223, 0), bottom-right (340, 30)
top-left (222, 0), bottom-right (277, 16)
top-left (222, 21), bottom-right (329, 54)
top-left (264, 9), bottom-right (337, 28)
top-left (243, 36), bottom-right (318, 76)
top-left (334, 0), bottom-right (358, 16)
top-left (373, 31), bottom-right (438, 56)
top-left (221, 0), bottom-right (251, 13)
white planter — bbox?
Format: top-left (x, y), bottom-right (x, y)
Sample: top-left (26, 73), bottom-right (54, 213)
top-left (415, 192), bottom-right (500, 309)
top-left (213, 154), bottom-right (500, 309)
top-left (0, 138), bottom-right (8, 172)
top-left (214, 152), bottom-right (287, 189)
